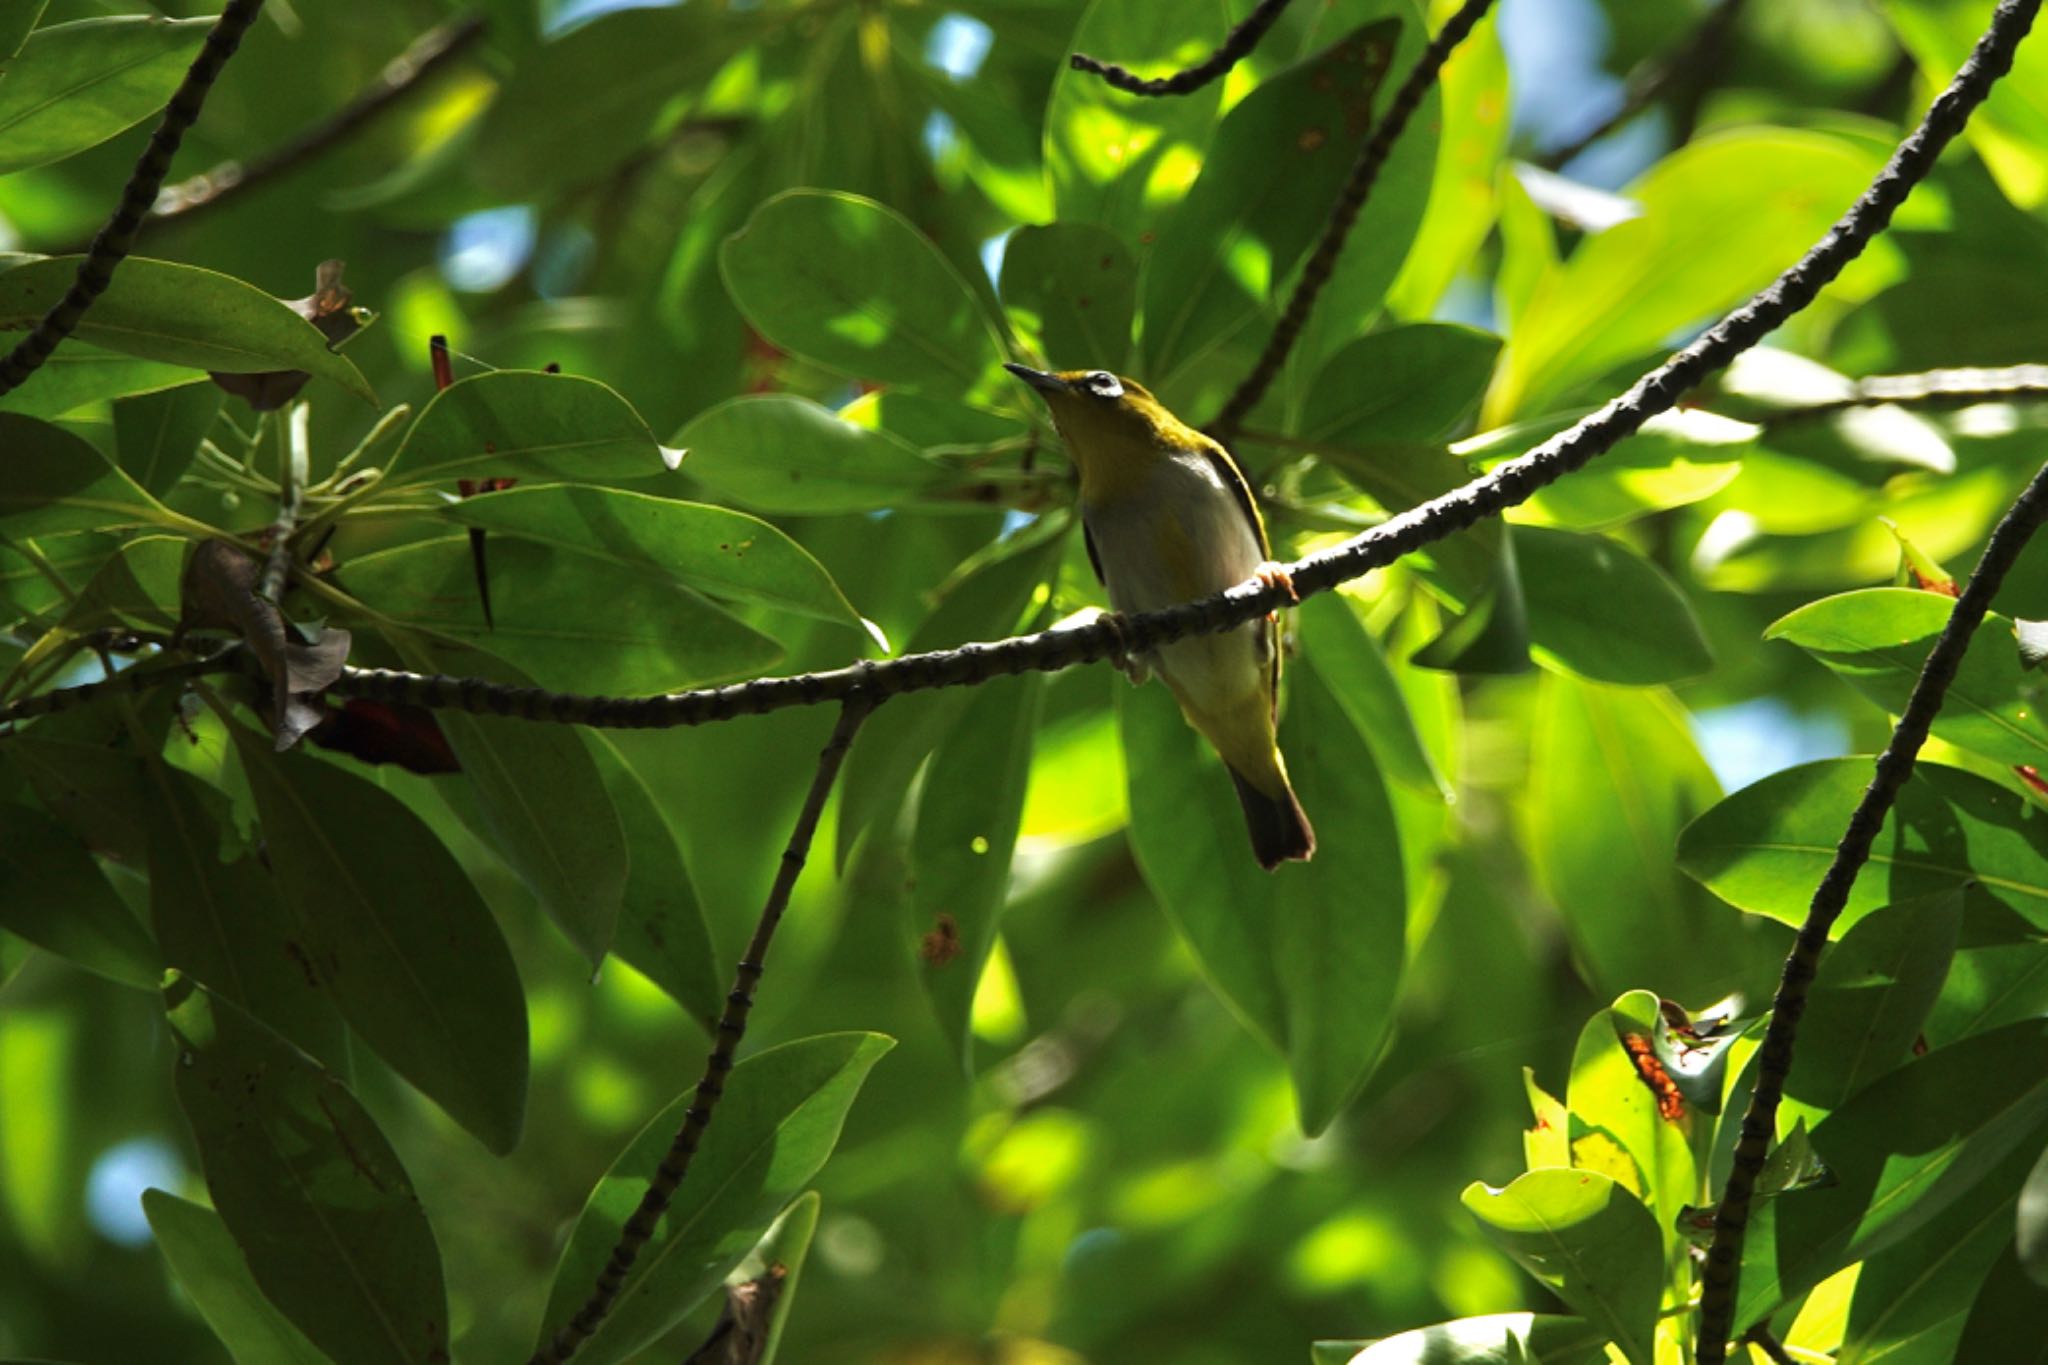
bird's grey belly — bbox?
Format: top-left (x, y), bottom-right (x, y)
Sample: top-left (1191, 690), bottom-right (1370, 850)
top-left (1083, 458), bottom-right (1267, 715)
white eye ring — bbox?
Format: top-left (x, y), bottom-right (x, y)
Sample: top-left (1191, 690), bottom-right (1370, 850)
top-left (1085, 371), bottom-right (1123, 399)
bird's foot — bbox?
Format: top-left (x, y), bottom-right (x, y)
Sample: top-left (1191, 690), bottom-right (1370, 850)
top-left (1096, 609), bottom-right (1151, 684)
top-left (1254, 561), bottom-right (1299, 604)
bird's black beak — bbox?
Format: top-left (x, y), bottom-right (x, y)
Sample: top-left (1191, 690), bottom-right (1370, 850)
top-left (1003, 362), bottom-right (1067, 395)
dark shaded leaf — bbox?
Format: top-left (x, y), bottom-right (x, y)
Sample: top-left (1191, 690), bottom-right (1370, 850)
top-left (0, 799), bottom-right (160, 988)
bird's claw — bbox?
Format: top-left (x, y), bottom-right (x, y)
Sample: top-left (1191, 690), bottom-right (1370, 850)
top-left (1254, 561), bottom-right (1299, 604)
top-left (1097, 610), bottom-right (1150, 684)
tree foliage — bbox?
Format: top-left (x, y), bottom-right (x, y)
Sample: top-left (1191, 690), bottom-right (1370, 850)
top-left (2, 1), bottom-right (2048, 1362)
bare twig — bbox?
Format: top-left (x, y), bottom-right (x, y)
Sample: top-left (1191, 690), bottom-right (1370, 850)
top-left (145, 13), bottom-right (487, 235)
top-left (0, 656), bottom-right (238, 722)
top-left (530, 699), bottom-right (873, 1365)
top-left (1207, 0), bottom-right (1499, 442)
top-left (1068, 0), bottom-right (1294, 97)
top-left (1763, 362), bottom-right (2048, 423)
top-left (1743, 1326), bottom-right (1798, 1365)
top-left (1696, 36), bottom-right (2048, 1362)
top-left (0, 0), bottom-right (268, 397)
top-left (1539, 0), bottom-right (1749, 169)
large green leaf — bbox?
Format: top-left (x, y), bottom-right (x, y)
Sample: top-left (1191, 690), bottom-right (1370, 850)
top-left (1045, 0), bottom-right (1229, 245)
top-left (0, 16), bottom-right (207, 174)
top-left (1677, 759), bottom-right (2048, 937)
top-left (588, 735), bottom-right (723, 1024)
top-left (1565, 993), bottom-right (1696, 1261)
top-left (0, 343), bottom-right (199, 420)
top-left (725, 1190), bottom-right (820, 1365)
top-left (0, 799), bottom-right (160, 988)
top-left (145, 762), bottom-right (347, 1070)
top-left (1784, 890), bottom-right (1961, 1121)
top-left (1527, 675), bottom-right (1752, 1000)
top-left (382, 370), bottom-right (669, 487)
top-left (1460, 1170), bottom-right (1661, 1365)
top-left (0, 412), bottom-right (172, 540)
top-left (1120, 648), bottom-right (1405, 1134)
top-left (534, 1032), bottom-right (894, 1365)
top-left (998, 222), bottom-right (1136, 371)
top-left (1515, 526), bottom-right (1714, 684)
top-left (1141, 19), bottom-right (1403, 387)
top-left (0, 2), bottom-right (47, 61)
top-left (1326, 1314), bottom-right (1610, 1365)
top-left (338, 533), bottom-right (781, 695)
top-left (142, 1191), bottom-right (330, 1365)
top-left (443, 483), bottom-right (869, 633)
top-left (230, 727), bottom-right (528, 1154)
top-left (1298, 591), bottom-right (1448, 798)
top-left (166, 977), bottom-right (449, 1365)
top-left (673, 395), bottom-right (947, 515)
top-left (1487, 129), bottom-right (1883, 420)
top-left (0, 257), bottom-right (375, 403)
top-left (112, 381), bottom-right (220, 497)
top-left (912, 668), bottom-right (1043, 1070)
top-left (1299, 324), bottom-right (1502, 447)
top-left (719, 190), bottom-right (1005, 396)
top-left (1735, 1020), bottom-right (2048, 1329)
top-left (396, 640), bottom-right (627, 968)
top-left (1958, 1234), bottom-right (2048, 1359)
top-left (1769, 588), bottom-right (2048, 769)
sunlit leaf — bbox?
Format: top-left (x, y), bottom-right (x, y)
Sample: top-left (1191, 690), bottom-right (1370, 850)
top-left (0, 16), bottom-right (208, 174)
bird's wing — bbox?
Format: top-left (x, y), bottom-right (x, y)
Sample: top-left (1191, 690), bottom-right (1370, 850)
top-left (1198, 438), bottom-right (1271, 559)
top-left (1083, 521), bottom-right (1105, 587)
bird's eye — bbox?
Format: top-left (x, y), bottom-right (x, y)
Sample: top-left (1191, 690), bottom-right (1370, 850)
top-left (1085, 371), bottom-right (1123, 399)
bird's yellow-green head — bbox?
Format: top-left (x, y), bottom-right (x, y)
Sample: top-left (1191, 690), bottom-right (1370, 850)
top-left (1003, 363), bottom-right (1206, 498)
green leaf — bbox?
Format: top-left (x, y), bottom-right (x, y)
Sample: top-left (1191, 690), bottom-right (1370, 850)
top-left (1299, 324), bottom-right (1502, 447)
top-left (396, 641), bottom-right (626, 968)
top-left (0, 800), bottom-right (160, 988)
top-left (0, 2), bottom-right (47, 61)
top-left (0, 411), bottom-right (170, 539)
top-left (589, 735), bottom-right (723, 1024)
top-left (1120, 648), bottom-right (1405, 1134)
top-left (1837, 1137), bottom-right (2037, 1365)
top-left (0, 343), bottom-right (199, 420)
top-left (1329, 1313), bottom-right (1611, 1365)
top-left (1498, 408), bottom-right (1748, 531)
top-left (1298, 591), bottom-right (1448, 798)
top-left (1958, 1235), bottom-right (2048, 1363)
top-left (1786, 890), bottom-right (1961, 1120)
top-left (142, 1191), bottom-right (330, 1365)
top-left (1564, 992), bottom-right (1696, 1255)
top-left (1883, 0), bottom-right (2048, 214)
top-left (1460, 1169), bottom-right (1661, 1365)
top-left (534, 1032), bottom-right (894, 1365)
top-left (0, 257), bottom-right (375, 403)
top-left (145, 763), bottom-right (347, 1070)
top-left (998, 222), bottom-right (1136, 370)
top-left (165, 977), bottom-right (450, 1365)
top-left (1045, 0), bottom-right (1229, 244)
top-left (835, 534), bottom-right (1059, 868)
top-left (382, 370), bottom-right (668, 487)
top-left (1736, 1020), bottom-right (2048, 1329)
top-left (112, 381), bottom-right (220, 497)
top-left (230, 727), bottom-right (528, 1154)
top-left (675, 395), bottom-right (947, 515)
top-left (913, 669), bottom-right (1043, 1071)
top-left (723, 1189), bottom-right (821, 1365)
top-left (719, 190), bottom-right (1005, 396)
top-left (1487, 129), bottom-right (1884, 420)
top-left (1515, 526), bottom-right (1714, 684)
top-left (1677, 759), bottom-right (2048, 937)
top-left (444, 483), bottom-right (869, 634)
top-left (1769, 588), bottom-right (2048, 769)
top-left (0, 530), bottom-right (116, 617)
top-left (337, 533), bottom-right (781, 695)
top-left (0, 16), bottom-right (207, 174)
top-left (1141, 19), bottom-right (1402, 386)
top-left (1526, 675), bottom-right (1751, 1000)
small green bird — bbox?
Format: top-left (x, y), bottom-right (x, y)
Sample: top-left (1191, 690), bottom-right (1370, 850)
top-left (1005, 362), bottom-right (1314, 869)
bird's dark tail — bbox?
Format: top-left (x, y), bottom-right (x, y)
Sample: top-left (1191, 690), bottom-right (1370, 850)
top-left (1229, 767), bottom-right (1315, 870)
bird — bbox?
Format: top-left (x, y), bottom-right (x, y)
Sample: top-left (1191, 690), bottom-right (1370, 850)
top-left (1004, 362), bottom-right (1314, 869)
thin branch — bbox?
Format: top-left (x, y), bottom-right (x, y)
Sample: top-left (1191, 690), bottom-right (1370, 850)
top-left (145, 13), bottom-right (487, 234)
top-left (258, 406), bottom-right (308, 605)
top-left (1762, 362), bottom-right (2048, 423)
top-left (1699, 172), bottom-right (2048, 1365)
top-left (0, 656), bottom-right (239, 723)
top-left (0, 0), bottom-right (267, 398)
top-left (1743, 1326), bottom-right (1799, 1365)
top-left (1539, 0), bottom-right (1749, 170)
top-left (1207, 0), bottom-right (1499, 443)
top-left (530, 699), bottom-right (873, 1365)
top-left (1068, 0), bottom-right (1294, 98)
top-left (1696, 462), bottom-right (2048, 1363)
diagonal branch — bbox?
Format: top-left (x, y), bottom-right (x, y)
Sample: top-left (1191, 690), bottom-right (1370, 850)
top-left (529, 698), bottom-right (873, 1365)
top-left (144, 13), bottom-right (487, 235)
top-left (1068, 0), bottom-right (1295, 98)
top-left (1695, 449), bottom-right (2048, 1363)
top-left (1207, 0), bottom-right (1499, 443)
top-left (1762, 362), bottom-right (2048, 423)
top-left (0, 0), bottom-right (268, 398)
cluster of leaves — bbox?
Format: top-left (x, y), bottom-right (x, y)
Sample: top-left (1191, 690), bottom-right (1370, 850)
top-left (4, 0), bottom-right (2048, 1362)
